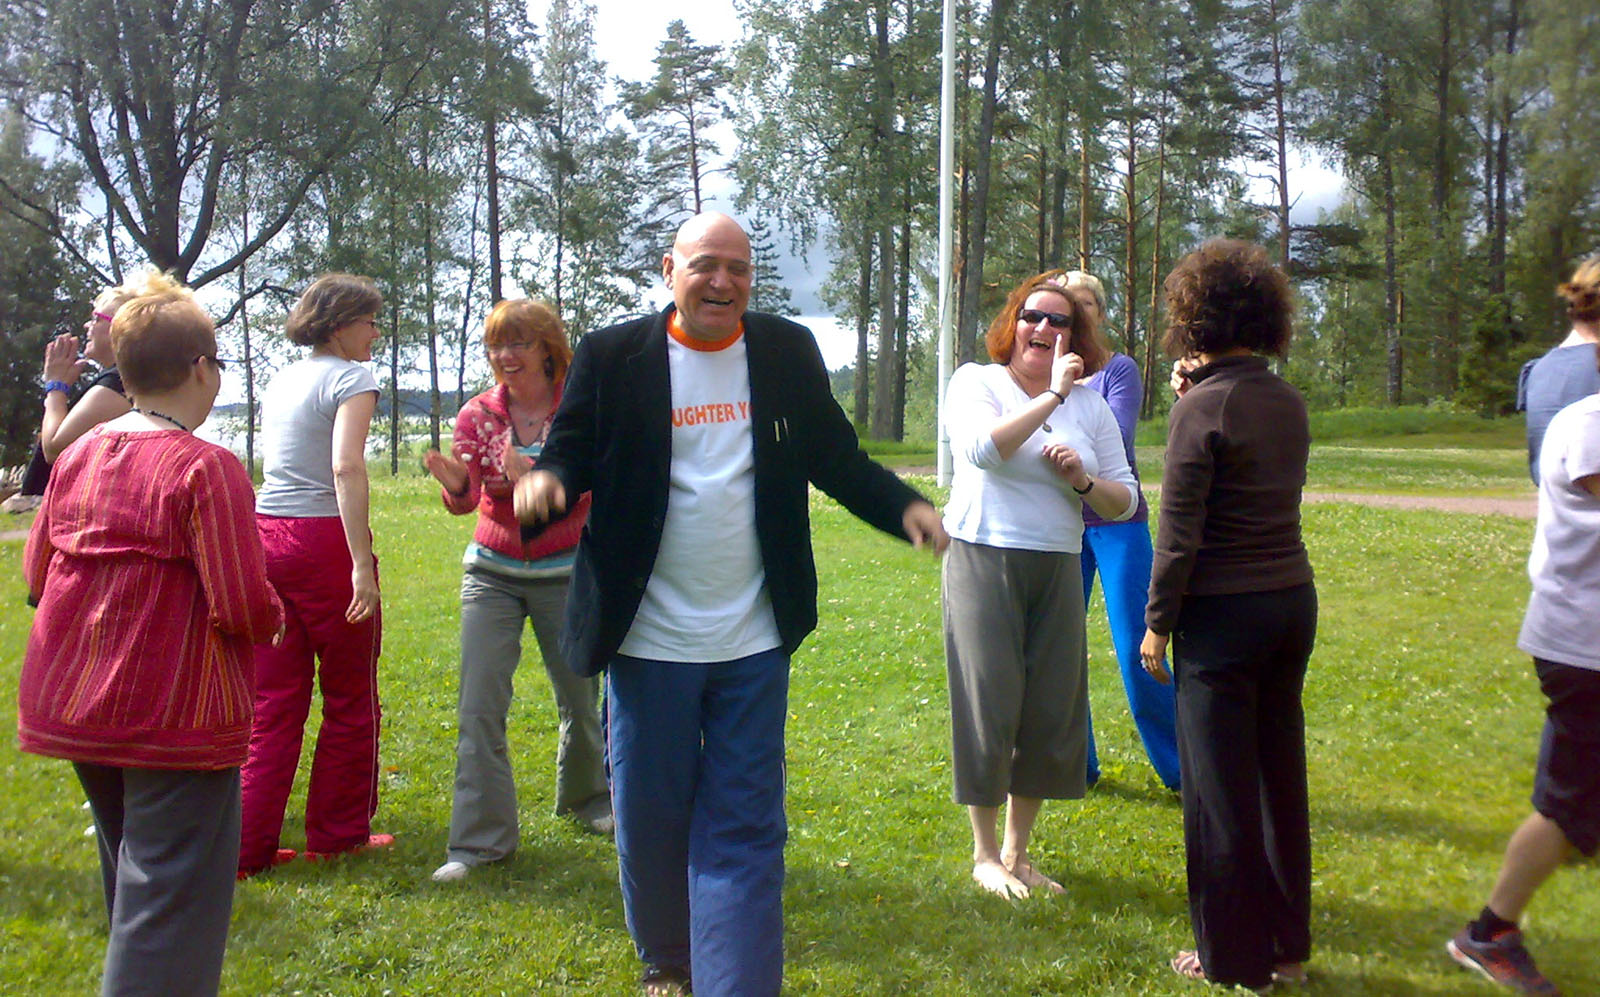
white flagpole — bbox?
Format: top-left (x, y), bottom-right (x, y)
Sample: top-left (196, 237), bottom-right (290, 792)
top-left (936, 0), bottom-right (956, 487)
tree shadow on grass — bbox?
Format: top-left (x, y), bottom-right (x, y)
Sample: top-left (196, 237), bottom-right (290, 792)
top-left (1088, 776), bottom-right (1184, 807)
top-left (1310, 797), bottom-right (1509, 856)
top-left (783, 853), bottom-right (1201, 994)
top-left (226, 825), bottom-right (636, 994)
top-left (0, 856), bottom-right (105, 925)
top-left (1309, 888), bottom-right (1600, 997)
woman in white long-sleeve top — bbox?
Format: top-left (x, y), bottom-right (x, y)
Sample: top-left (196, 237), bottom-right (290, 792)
top-left (941, 271), bottom-right (1140, 899)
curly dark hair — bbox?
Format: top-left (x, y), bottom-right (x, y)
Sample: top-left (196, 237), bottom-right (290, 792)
top-left (1559, 256), bottom-right (1600, 325)
top-left (285, 274), bottom-right (383, 347)
top-left (1161, 239), bottom-right (1294, 359)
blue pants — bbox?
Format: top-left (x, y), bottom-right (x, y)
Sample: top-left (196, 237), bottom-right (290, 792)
top-left (607, 649), bottom-right (788, 997)
top-left (1080, 520), bottom-right (1181, 789)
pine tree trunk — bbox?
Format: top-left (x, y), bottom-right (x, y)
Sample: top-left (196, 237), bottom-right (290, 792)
top-left (483, 0), bottom-right (502, 305)
top-left (1078, 121), bottom-right (1091, 270)
top-left (870, 0), bottom-right (897, 440)
top-left (1143, 130), bottom-right (1166, 419)
top-left (894, 196), bottom-right (910, 441)
top-left (957, 0), bottom-right (1015, 362)
top-left (854, 236), bottom-right (871, 426)
top-left (1270, 0), bottom-right (1291, 269)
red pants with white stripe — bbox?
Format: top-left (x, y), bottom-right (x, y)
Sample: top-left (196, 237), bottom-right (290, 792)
top-left (239, 514), bottom-right (382, 874)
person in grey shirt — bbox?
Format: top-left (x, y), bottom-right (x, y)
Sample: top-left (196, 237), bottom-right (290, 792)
top-left (1517, 257), bottom-right (1600, 484)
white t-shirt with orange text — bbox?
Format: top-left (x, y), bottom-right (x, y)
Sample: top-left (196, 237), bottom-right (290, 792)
top-left (618, 321), bottom-right (782, 663)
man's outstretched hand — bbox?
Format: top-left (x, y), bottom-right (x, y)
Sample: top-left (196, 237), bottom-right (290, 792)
top-left (514, 470), bottom-right (567, 526)
top-left (902, 501), bottom-right (950, 554)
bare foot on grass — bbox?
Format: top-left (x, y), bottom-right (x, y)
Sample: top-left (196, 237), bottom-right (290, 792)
top-left (1005, 856), bottom-right (1065, 895)
top-left (973, 858), bottom-right (1029, 898)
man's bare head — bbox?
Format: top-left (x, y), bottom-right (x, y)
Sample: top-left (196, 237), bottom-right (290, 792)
top-left (662, 212), bottom-right (753, 342)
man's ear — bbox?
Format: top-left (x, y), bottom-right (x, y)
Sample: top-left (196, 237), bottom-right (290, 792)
top-left (661, 252), bottom-right (675, 287)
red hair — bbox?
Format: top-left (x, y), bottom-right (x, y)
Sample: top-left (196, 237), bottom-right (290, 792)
top-left (983, 271), bottom-right (1109, 374)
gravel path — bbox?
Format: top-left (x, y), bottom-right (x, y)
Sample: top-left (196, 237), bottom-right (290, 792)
top-left (890, 466), bottom-right (1535, 520)
top-left (1301, 491), bottom-right (1534, 519)
top-left (0, 484), bottom-right (1535, 545)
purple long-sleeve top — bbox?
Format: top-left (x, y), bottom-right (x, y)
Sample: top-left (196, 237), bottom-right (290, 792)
top-left (1081, 352), bottom-right (1149, 527)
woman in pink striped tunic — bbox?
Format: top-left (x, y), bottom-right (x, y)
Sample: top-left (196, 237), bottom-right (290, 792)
top-left (19, 271), bottom-right (283, 997)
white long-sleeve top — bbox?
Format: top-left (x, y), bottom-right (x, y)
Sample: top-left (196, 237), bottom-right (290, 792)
top-left (942, 361), bottom-right (1139, 553)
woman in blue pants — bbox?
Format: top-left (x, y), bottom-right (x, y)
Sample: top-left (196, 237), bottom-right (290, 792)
top-left (1061, 271), bottom-right (1181, 791)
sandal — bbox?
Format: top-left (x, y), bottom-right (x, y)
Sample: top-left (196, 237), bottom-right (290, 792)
top-left (641, 965), bottom-right (691, 996)
top-left (1170, 950), bottom-right (1275, 994)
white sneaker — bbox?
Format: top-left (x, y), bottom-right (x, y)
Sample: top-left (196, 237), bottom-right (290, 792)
top-left (431, 860), bottom-right (470, 883)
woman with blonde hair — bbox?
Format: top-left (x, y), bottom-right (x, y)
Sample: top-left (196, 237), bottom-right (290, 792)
top-left (238, 273), bottom-right (390, 878)
top-left (20, 271), bottom-right (281, 995)
top-left (7, 281), bottom-right (139, 511)
top-left (1058, 269), bottom-right (1180, 791)
top-left (424, 298), bottom-right (610, 884)
top-left (941, 270), bottom-right (1139, 898)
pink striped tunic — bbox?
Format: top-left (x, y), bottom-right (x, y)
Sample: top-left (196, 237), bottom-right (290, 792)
top-left (19, 427), bottom-right (284, 770)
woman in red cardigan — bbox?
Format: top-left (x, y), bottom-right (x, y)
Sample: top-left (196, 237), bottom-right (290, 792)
top-left (20, 272), bottom-right (283, 997)
top-left (423, 298), bottom-right (610, 883)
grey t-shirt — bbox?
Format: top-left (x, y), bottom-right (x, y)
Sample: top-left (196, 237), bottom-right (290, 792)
top-left (1519, 393), bottom-right (1600, 672)
top-left (1520, 343), bottom-right (1600, 484)
top-left (256, 355), bottom-right (379, 518)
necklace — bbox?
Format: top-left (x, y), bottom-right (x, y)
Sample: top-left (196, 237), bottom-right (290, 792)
top-left (1004, 365), bottom-right (1053, 433)
top-left (132, 407), bottom-right (190, 433)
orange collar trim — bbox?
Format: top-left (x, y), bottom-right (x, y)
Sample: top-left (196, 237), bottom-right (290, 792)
top-left (668, 311), bottom-right (744, 352)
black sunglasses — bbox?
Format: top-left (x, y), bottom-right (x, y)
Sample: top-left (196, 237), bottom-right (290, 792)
top-left (1018, 308), bottom-right (1072, 329)
top-left (195, 355), bottom-right (232, 372)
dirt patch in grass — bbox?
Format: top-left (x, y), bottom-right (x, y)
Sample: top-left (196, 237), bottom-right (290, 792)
top-left (1302, 491), bottom-right (1534, 518)
top-left (889, 466), bottom-right (1536, 520)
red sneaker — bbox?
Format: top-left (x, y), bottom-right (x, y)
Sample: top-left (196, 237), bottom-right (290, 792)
top-left (237, 847), bottom-right (298, 881)
top-left (303, 833), bottom-right (396, 863)
top-left (1447, 927), bottom-right (1561, 995)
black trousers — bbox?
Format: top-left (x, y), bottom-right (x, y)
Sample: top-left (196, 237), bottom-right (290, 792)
top-left (1173, 583), bottom-right (1317, 990)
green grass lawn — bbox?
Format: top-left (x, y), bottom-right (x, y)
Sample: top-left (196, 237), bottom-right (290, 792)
top-left (883, 408), bottom-right (1532, 496)
top-left (1, 467), bottom-right (1589, 995)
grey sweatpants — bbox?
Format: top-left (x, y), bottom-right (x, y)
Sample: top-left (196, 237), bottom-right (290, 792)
top-left (446, 566), bottom-right (609, 865)
top-left (942, 538), bottom-right (1089, 805)
top-left (73, 763), bottom-right (240, 997)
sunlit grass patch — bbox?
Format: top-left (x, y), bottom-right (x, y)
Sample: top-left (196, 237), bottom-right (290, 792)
top-left (0, 466), bottom-right (1593, 994)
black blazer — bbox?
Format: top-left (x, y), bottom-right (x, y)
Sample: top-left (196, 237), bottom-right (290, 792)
top-left (534, 306), bottom-right (926, 676)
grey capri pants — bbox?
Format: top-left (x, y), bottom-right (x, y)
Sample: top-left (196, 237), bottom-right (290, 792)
top-left (943, 537), bottom-right (1089, 805)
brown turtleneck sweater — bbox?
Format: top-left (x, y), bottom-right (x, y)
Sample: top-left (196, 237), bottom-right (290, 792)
top-left (1145, 354), bottom-right (1314, 635)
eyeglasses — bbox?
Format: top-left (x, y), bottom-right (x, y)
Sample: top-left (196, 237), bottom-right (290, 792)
top-left (92, 311), bottom-right (114, 324)
top-left (1018, 308), bottom-right (1072, 328)
top-left (195, 355), bottom-right (232, 372)
top-left (495, 341), bottom-right (539, 353)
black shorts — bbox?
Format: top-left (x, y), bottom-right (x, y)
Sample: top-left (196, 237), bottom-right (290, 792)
top-left (1531, 658), bottom-right (1600, 857)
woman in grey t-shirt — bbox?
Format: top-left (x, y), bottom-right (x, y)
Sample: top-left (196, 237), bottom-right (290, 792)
top-left (237, 273), bottom-right (391, 878)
